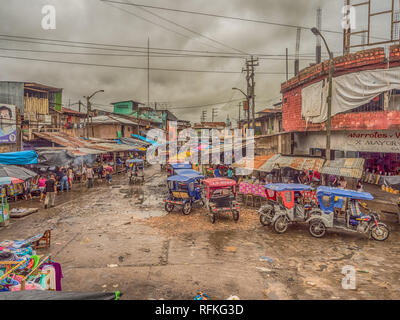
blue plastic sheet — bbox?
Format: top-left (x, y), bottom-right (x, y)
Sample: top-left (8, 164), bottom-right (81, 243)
top-left (0, 150), bottom-right (38, 165)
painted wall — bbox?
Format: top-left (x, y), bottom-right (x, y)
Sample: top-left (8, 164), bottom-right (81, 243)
top-left (281, 46), bottom-right (400, 133)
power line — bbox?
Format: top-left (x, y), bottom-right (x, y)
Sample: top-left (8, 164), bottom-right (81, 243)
top-left (0, 46), bottom-right (322, 60)
top-left (102, 0), bottom-right (390, 41)
top-left (0, 34), bottom-right (339, 57)
top-left (0, 54), bottom-right (291, 75)
top-left (101, 1), bottom-right (225, 52)
top-left (124, 0), bottom-right (248, 55)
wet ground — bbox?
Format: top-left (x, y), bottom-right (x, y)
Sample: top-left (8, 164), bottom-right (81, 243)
top-left (1, 166), bottom-right (400, 300)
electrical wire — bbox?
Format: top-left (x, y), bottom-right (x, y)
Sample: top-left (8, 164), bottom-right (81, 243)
top-left (0, 54), bottom-right (291, 75)
top-left (101, 0), bottom-right (390, 42)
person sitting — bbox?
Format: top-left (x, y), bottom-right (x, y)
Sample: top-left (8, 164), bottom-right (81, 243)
top-left (348, 199), bottom-right (365, 218)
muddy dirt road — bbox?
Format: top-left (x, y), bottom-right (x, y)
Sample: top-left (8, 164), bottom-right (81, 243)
top-left (1, 167), bottom-right (399, 300)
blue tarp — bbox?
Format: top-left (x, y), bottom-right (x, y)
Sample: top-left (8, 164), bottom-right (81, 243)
top-left (131, 134), bottom-right (157, 145)
top-left (171, 163), bottom-right (192, 170)
top-left (265, 183), bottom-right (313, 192)
top-left (0, 150), bottom-right (38, 165)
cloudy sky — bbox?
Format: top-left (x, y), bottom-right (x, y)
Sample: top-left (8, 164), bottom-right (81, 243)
top-left (0, 0), bottom-right (397, 123)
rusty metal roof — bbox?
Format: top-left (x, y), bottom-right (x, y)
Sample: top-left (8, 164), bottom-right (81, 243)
top-left (320, 158), bottom-right (365, 179)
top-left (33, 132), bottom-right (135, 154)
top-left (259, 155), bottom-right (325, 172)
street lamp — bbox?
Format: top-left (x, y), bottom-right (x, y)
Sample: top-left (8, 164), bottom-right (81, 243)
top-left (232, 87), bottom-right (250, 131)
top-left (84, 89), bottom-right (104, 138)
top-left (311, 27), bottom-right (334, 161)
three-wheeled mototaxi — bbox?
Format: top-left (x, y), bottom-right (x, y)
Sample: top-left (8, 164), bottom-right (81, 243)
top-left (203, 178), bottom-right (240, 224)
top-left (259, 183), bottom-right (317, 234)
top-left (127, 158), bottom-right (145, 184)
top-left (307, 186), bottom-right (390, 241)
top-left (168, 163), bottom-right (192, 177)
top-left (164, 174), bottom-right (204, 215)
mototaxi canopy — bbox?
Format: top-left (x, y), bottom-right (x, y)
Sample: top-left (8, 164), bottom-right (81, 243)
top-left (264, 183), bottom-right (314, 192)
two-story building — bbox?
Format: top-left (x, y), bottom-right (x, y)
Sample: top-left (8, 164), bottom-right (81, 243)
top-left (281, 45), bottom-right (400, 175)
top-left (0, 81), bottom-right (63, 151)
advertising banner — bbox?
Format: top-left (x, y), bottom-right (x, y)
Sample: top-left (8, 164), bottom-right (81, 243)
top-left (0, 104), bottom-right (17, 143)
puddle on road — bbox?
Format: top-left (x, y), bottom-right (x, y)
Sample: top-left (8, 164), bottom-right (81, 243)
top-left (111, 173), bottom-right (169, 219)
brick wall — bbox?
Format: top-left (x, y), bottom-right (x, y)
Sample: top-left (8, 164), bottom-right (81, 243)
top-left (281, 45), bottom-right (400, 132)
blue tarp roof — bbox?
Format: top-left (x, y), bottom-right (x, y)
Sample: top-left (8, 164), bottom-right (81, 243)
top-left (316, 186), bottom-right (374, 200)
top-left (171, 163), bottom-right (192, 170)
top-left (175, 169), bottom-right (201, 175)
top-left (175, 169), bottom-right (204, 179)
top-left (0, 150), bottom-right (38, 165)
top-left (167, 175), bottom-right (195, 182)
top-left (131, 134), bottom-right (157, 145)
top-left (265, 183), bottom-right (313, 192)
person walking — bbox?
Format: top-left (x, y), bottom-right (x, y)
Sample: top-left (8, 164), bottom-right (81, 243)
top-left (23, 179), bottom-right (33, 201)
top-left (44, 175), bottom-right (57, 209)
top-left (67, 167), bottom-right (74, 190)
top-left (38, 175), bottom-right (47, 202)
top-left (86, 166), bottom-right (94, 189)
top-left (98, 163), bottom-right (104, 183)
top-left (105, 164), bottom-right (113, 184)
top-left (59, 168), bottom-right (69, 192)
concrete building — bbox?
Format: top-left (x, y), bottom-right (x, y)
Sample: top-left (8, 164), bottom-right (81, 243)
top-left (281, 45), bottom-right (400, 175)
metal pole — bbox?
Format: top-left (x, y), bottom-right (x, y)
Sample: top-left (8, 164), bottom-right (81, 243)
top-left (285, 48), bottom-right (289, 81)
top-left (147, 37), bottom-right (150, 107)
top-left (326, 53), bottom-right (333, 161)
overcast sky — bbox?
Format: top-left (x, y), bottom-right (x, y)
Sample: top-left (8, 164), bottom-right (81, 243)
top-left (0, 0), bottom-right (397, 123)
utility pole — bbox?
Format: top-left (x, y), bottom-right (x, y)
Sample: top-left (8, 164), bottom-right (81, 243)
top-left (242, 62), bottom-right (251, 131)
top-left (285, 48), bottom-right (289, 81)
top-left (316, 7), bottom-right (322, 64)
top-left (343, 0), bottom-right (351, 55)
top-left (85, 90), bottom-right (104, 139)
top-left (16, 108), bottom-right (21, 151)
top-left (246, 56), bottom-right (259, 131)
top-left (78, 100), bottom-right (82, 113)
top-left (311, 28), bottom-right (333, 161)
top-left (238, 102), bottom-right (241, 123)
top-left (295, 27), bottom-right (301, 75)
top-left (147, 37), bottom-right (150, 107)
top-left (211, 108), bottom-right (218, 122)
top-left (86, 96), bottom-right (90, 138)
top-left (201, 110), bottom-right (207, 122)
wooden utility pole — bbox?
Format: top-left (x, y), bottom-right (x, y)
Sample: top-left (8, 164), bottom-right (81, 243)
top-left (16, 108), bottom-right (22, 151)
top-left (78, 100), bottom-right (82, 113)
top-left (86, 96), bottom-right (90, 138)
top-left (245, 56), bottom-right (259, 131)
top-left (244, 62), bottom-right (251, 131)
top-left (211, 108), bottom-right (218, 122)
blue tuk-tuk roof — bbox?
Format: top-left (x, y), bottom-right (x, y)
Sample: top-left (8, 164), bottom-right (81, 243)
top-left (316, 186), bottom-right (374, 200)
top-left (127, 158), bottom-right (144, 163)
top-left (171, 163), bottom-right (192, 170)
top-left (175, 169), bottom-right (201, 176)
top-left (167, 175), bottom-right (195, 182)
top-left (177, 172), bottom-right (205, 179)
top-left (264, 183), bottom-right (313, 192)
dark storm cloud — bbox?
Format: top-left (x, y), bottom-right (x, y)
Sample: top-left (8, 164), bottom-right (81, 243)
top-left (0, 0), bottom-right (389, 122)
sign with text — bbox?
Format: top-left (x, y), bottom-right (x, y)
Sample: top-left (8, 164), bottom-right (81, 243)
top-left (0, 104), bottom-right (17, 144)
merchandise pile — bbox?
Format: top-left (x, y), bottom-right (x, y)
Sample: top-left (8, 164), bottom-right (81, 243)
top-left (0, 232), bottom-right (62, 292)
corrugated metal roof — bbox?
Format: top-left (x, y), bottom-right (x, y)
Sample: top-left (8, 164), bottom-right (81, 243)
top-left (232, 155), bottom-right (277, 170)
top-left (33, 132), bottom-right (135, 154)
top-left (259, 155), bottom-right (325, 172)
top-left (320, 158), bottom-right (365, 179)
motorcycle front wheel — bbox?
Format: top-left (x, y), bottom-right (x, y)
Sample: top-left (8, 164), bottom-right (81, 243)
top-left (370, 223), bottom-right (390, 241)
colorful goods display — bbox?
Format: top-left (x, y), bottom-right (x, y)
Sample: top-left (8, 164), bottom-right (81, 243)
top-left (0, 233), bottom-right (62, 292)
